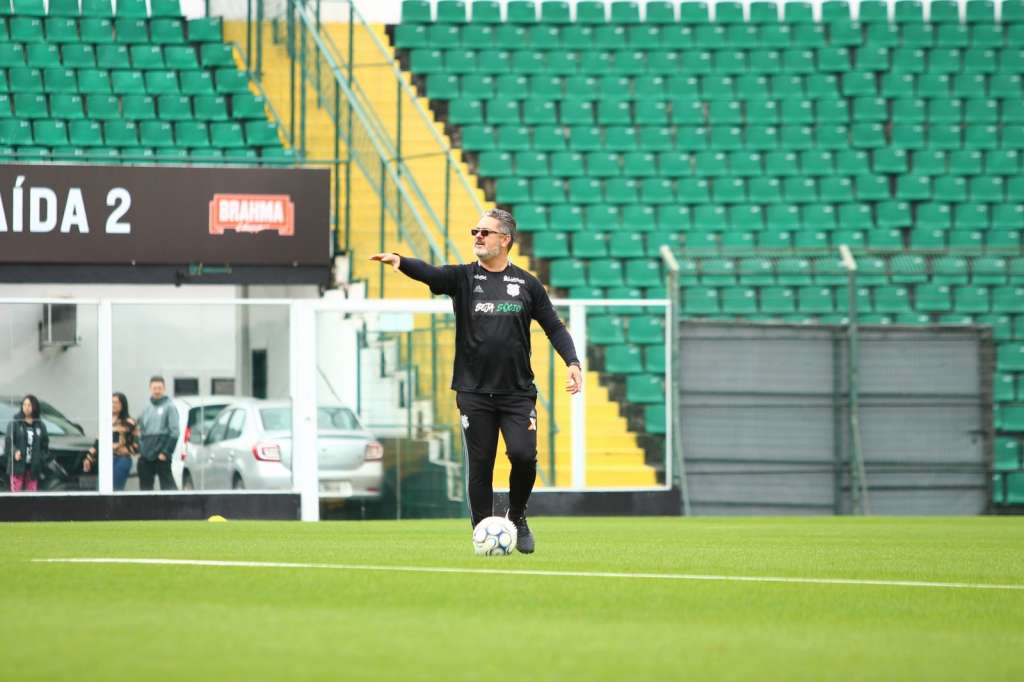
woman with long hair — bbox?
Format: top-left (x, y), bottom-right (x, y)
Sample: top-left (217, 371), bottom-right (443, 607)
top-left (84, 392), bottom-right (140, 491)
top-left (4, 394), bottom-right (50, 492)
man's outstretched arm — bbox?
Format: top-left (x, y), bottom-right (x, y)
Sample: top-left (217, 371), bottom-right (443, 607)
top-left (370, 253), bottom-right (457, 296)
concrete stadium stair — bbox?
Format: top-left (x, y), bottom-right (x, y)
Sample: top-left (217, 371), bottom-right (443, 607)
top-left (228, 21), bottom-right (657, 488)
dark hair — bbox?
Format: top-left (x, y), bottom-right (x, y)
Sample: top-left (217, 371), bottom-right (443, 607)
top-left (19, 394), bottom-right (40, 420)
top-left (113, 392), bottom-right (130, 422)
top-left (149, 375), bottom-right (165, 385)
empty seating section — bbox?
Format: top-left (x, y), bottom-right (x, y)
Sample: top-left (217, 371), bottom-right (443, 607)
top-left (0, 0), bottom-right (290, 161)
top-left (398, 1), bottom-right (1024, 475)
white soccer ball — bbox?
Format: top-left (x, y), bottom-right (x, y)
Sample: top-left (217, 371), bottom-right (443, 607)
top-left (472, 516), bottom-right (517, 556)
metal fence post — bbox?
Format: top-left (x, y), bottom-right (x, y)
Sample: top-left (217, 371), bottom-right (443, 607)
top-left (256, 0), bottom-right (264, 77)
top-left (660, 245), bottom-right (691, 516)
top-left (840, 244), bottom-right (870, 515)
top-left (344, 0), bottom-right (354, 256)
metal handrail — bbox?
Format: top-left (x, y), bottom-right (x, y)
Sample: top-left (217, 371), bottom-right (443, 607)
top-left (313, 0), bottom-right (482, 260)
top-left (289, 0), bottom-right (446, 264)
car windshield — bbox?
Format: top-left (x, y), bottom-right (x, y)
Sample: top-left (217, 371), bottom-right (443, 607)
top-left (259, 407), bottom-right (360, 431)
top-left (0, 403), bottom-right (83, 437)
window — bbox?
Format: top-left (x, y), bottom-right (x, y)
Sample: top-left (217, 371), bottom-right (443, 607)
top-left (174, 377), bottom-right (199, 396)
top-left (224, 409), bottom-right (246, 440)
top-left (188, 404), bottom-right (228, 442)
top-left (205, 409), bottom-right (232, 445)
top-left (211, 378), bottom-right (235, 396)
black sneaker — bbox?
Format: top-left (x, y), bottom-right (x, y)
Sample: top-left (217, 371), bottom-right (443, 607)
top-left (506, 510), bottom-right (534, 554)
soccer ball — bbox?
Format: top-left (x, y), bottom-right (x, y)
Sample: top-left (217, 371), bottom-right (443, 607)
top-left (472, 516), bottom-right (517, 556)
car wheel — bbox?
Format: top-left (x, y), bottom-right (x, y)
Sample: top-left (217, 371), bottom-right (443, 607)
top-left (181, 472), bottom-right (194, 491)
top-left (232, 474), bottom-right (245, 490)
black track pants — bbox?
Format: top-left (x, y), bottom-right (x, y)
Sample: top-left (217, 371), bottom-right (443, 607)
top-left (457, 391), bottom-right (538, 527)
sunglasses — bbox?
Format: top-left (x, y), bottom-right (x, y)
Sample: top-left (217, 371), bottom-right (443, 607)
top-left (470, 228), bottom-right (507, 238)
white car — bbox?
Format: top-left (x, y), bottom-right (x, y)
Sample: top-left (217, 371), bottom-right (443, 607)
top-left (185, 399), bottom-right (383, 497)
top-left (120, 396), bottom-right (233, 491)
top-left (171, 396), bottom-right (237, 489)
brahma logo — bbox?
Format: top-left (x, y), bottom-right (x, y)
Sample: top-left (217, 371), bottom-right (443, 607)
top-left (209, 194), bottom-right (295, 236)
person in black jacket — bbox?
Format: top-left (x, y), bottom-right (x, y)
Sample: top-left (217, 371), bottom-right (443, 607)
top-left (372, 208), bottom-right (582, 554)
top-left (4, 395), bottom-right (50, 492)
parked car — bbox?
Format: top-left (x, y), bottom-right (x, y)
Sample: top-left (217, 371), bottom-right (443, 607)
top-left (185, 399), bottom-right (383, 497)
top-left (0, 396), bottom-right (94, 491)
top-left (170, 396), bottom-right (236, 489)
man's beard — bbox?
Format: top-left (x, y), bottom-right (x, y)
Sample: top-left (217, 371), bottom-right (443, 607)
top-left (474, 243), bottom-right (500, 260)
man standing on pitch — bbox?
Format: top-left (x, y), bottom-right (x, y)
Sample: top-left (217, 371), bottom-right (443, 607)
top-left (372, 208), bottom-right (582, 553)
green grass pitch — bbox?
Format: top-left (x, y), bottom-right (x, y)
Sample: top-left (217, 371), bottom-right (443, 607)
top-left (2, 517), bottom-right (1023, 681)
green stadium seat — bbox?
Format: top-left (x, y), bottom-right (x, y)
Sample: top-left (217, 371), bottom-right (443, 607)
top-left (102, 119), bottom-right (138, 146)
top-left (606, 231), bottom-right (645, 259)
top-left (151, 0), bottom-right (183, 18)
top-left (993, 286), bottom-right (1024, 314)
top-left (149, 18), bottom-right (184, 44)
top-left (437, 0), bottom-right (467, 23)
top-left (171, 122), bottom-right (206, 148)
top-left (995, 438), bottom-right (1021, 471)
top-left (626, 374), bottom-right (664, 403)
top-left (130, 45), bottom-right (165, 70)
top-left (605, 344), bottom-right (645, 374)
top-left (112, 69), bottom-right (147, 96)
top-left (401, 0), bottom-right (431, 22)
top-left (113, 18), bottom-right (148, 43)
top-left (971, 257), bottom-right (1007, 286)
top-left (157, 95), bottom-right (191, 121)
top-left (42, 66), bottom-right (79, 96)
top-left (33, 119), bottom-right (67, 146)
top-left (50, 94), bottom-right (84, 120)
top-left (113, 0), bottom-right (146, 17)
top-left (187, 17), bottom-right (222, 43)
top-left (96, 44), bottom-right (129, 71)
top-left (718, 286), bottom-right (756, 314)
top-left (874, 286), bottom-right (913, 313)
top-left (856, 256), bottom-right (888, 285)
top-left (68, 119), bottom-right (103, 147)
top-left (44, 17), bottom-right (78, 43)
top-left (589, 314), bottom-right (627, 344)
top-left (626, 315), bottom-right (664, 344)
top-left (978, 314), bottom-right (1013, 340)
top-left (760, 286), bottom-right (796, 314)
top-left (835, 285), bottom-right (873, 313)
top-left (13, 94), bottom-right (46, 119)
top-left (78, 18), bottom-right (114, 43)
top-left (998, 343), bottom-right (1024, 370)
top-left (588, 258), bottom-right (624, 287)
top-left (0, 119), bottom-right (33, 146)
top-left (797, 286), bottom-right (834, 314)
top-left (953, 285), bottom-right (990, 313)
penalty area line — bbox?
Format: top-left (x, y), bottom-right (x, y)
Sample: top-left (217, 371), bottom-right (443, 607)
top-left (30, 557), bottom-right (1024, 592)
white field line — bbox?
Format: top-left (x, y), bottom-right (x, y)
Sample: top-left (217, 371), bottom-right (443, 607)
top-left (31, 557), bottom-right (1024, 592)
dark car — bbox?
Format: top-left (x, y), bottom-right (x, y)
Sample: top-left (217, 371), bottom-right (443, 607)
top-left (0, 396), bottom-right (95, 491)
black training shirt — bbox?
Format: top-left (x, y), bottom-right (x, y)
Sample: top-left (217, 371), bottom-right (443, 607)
top-left (398, 257), bottom-right (579, 396)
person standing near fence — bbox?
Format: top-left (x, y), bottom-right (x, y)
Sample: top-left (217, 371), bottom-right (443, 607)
top-left (84, 393), bottom-right (140, 491)
top-left (371, 208), bottom-right (582, 554)
top-left (4, 395), bottom-right (50, 492)
top-left (138, 376), bottom-right (179, 491)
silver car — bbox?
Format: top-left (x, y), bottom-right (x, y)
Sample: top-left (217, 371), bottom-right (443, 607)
top-left (186, 399), bottom-right (383, 497)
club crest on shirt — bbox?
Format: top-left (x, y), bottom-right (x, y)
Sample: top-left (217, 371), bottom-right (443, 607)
top-left (506, 283), bottom-right (520, 296)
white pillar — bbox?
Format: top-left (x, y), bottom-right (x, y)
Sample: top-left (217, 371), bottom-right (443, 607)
top-left (568, 303), bottom-right (587, 489)
top-left (97, 301), bottom-right (113, 494)
top-left (289, 301), bottom-right (319, 521)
